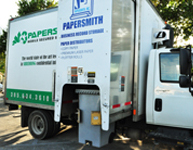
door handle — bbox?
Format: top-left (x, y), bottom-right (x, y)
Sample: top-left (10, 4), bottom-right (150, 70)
top-left (155, 99), bottom-right (162, 112)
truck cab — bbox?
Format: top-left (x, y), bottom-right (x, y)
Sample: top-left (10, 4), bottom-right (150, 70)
top-left (146, 48), bottom-right (193, 129)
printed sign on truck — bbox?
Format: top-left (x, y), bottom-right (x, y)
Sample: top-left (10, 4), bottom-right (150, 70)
top-left (70, 0), bottom-right (94, 20)
top-left (6, 9), bottom-right (58, 107)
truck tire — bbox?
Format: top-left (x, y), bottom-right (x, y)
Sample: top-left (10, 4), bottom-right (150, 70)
top-left (109, 132), bottom-right (116, 143)
top-left (52, 122), bottom-right (60, 137)
top-left (28, 110), bottom-right (54, 140)
top-left (47, 111), bottom-right (60, 137)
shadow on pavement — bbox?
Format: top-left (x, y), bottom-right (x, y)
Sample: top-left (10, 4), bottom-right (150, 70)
top-left (0, 110), bottom-right (21, 118)
top-left (0, 129), bottom-right (28, 147)
top-left (0, 125), bottom-right (182, 150)
top-left (0, 95), bottom-right (182, 150)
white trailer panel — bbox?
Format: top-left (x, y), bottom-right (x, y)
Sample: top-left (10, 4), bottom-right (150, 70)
top-left (56, 0), bottom-right (112, 130)
top-left (5, 8), bottom-right (58, 109)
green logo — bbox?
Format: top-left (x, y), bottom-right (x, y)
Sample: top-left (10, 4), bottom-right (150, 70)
top-left (12, 27), bottom-right (57, 46)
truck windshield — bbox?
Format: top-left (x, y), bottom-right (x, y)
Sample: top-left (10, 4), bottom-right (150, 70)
top-left (160, 53), bottom-right (180, 82)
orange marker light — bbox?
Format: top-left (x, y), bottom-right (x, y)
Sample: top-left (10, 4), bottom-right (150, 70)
top-left (133, 109), bottom-right (136, 115)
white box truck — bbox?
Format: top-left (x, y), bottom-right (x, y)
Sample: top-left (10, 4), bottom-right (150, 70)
top-left (4, 0), bottom-right (193, 148)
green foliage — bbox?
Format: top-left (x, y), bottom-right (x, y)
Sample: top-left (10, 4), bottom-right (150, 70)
top-left (0, 29), bottom-right (7, 73)
top-left (151, 0), bottom-right (193, 42)
top-left (0, 30), bottom-right (7, 54)
top-left (0, 53), bottom-right (5, 73)
top-left (17, 0), bottom-right (58, 16)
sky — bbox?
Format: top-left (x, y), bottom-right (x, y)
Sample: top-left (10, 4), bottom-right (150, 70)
top-left (0, 0), bottom-right (19, 34)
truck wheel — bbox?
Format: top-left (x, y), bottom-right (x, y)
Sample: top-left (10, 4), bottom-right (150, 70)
top-left (48, 111), bottom-right (60, 137)
top-left (28, 110), bottom-right (54, 139)
top-left (109, 132), bottom-right (116, 143)
top-left (52, 122), bottom-right (60, 137)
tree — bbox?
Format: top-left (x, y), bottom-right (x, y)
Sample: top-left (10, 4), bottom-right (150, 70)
top-left (0, 29), bottom-right (6, 73)
top-left (0, 30), bottom-right (7, 73)
top-left (151, 0), bottom-right (193, 44)
top-left (17, 0), bottom-right (58, 16)
top-left (0, 30), bottom-right (7, 54)
top-left (0, 53), bottom-right (5, 73)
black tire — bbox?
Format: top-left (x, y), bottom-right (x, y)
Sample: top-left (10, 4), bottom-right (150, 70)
top-left (48, 111), bottom-right (60, 137)
top-left (28, 110), bottom-right (54, 140)
top-left (109, 132), bottom-right (116, 143)
top-left (52, 122), bottom-right (60, 137)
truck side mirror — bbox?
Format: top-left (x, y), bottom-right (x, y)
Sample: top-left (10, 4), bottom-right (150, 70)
top-left (180, 48), bottom-right (191, 75)
top-left (179, 45), bottom-right (193, 95)
top-left (179, 76), bottom-right (190, 88)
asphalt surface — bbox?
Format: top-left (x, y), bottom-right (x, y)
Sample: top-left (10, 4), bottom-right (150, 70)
top-left (0, 94), bottom-right (182, 150)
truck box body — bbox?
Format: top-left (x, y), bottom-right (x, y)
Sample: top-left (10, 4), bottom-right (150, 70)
top-left (5, 8), bottom-right (58, 110)
top-left (5, 0), bottom-right (165, 130)
top-left (55, 0), bottom-right (165, 130)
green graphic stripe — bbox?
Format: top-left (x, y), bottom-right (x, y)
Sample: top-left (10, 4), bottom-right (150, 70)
top-left (6, 89), bottom-right (54, 106)
top-left (24, 62), bottom-right (36, 66)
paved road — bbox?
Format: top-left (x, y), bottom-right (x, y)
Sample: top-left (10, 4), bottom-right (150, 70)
top-left (0, 96), bottom-right (181, 150)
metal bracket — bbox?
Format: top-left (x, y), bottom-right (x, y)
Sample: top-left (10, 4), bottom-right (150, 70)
top-left (53, 99), bottom-right (59, 102)
top-left (76, 109), bottom-right (81, 123)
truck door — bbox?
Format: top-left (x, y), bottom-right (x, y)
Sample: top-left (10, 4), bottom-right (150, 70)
top-left (147, 50), bottom-right (193, 129)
